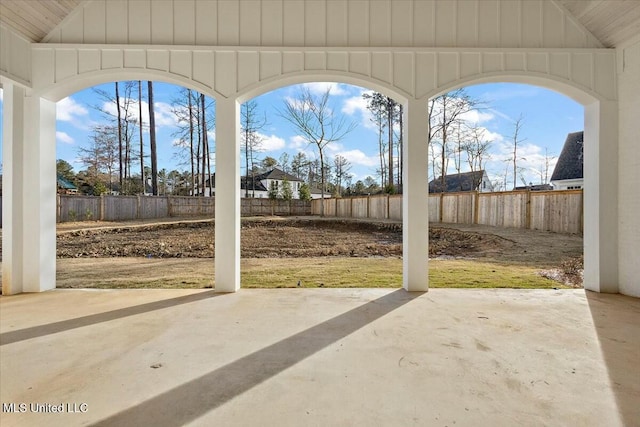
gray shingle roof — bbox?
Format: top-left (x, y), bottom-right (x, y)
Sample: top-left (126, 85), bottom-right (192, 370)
top-left (429, 170), bottom-right (485, 193)
top-left (551, 131), bottom-right (584, 181)
top-left (255, 168), bottom-right (303, 182)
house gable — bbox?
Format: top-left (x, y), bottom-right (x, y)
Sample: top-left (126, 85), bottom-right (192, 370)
top-left (429, 170), bottom-right (491, 193)
top-left (551, 131), bottom-right (584, 185)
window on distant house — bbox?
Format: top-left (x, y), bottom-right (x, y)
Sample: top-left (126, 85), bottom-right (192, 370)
top-left (482, 181), bottom-right (486, 189)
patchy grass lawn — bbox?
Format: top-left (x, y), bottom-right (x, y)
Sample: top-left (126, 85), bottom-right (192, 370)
top-left (54, 257), bottom-right (565, 289)
top-left (241, 258), bottom-right (564, 289)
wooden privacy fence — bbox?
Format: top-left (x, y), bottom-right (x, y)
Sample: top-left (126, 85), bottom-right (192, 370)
top-left (55, 195), bottom-right (310, 222)
top-left (311, 190), bottom-right (584, 234)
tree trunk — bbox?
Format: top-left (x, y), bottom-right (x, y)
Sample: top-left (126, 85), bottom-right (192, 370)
top-left (319, 146), bottom-right (325, 217)
top-left (138, 81), bottom-right (145, 194)
top-left (378, 115), bottom-right (385, 189)
top-left (148, 81), bottom-right (158, 195)
top-left (243, 108), bottom-right (250, 197)
top-left (188, 90), bottom-right (195, 196)
top-left (200, 94), bottom-right (208, 197)
top-left (387, 97), bottom-right (394, 190)
top-left (115, 82), bottom-right (123, 189)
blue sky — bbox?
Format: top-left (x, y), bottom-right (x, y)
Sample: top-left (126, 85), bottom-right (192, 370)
top-left (1, 81), bottom-right (583, 189)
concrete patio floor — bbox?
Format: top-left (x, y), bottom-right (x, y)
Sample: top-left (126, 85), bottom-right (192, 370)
top-left (1, 288), bottom-right (638, 427)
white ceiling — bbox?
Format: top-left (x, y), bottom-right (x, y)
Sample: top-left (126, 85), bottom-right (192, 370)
top-left (558, 0), bottom-right (640, 47)
top-left (0, 0), bottom-right (81, 42)
top-left (0, 0), bottom-right (638, 48)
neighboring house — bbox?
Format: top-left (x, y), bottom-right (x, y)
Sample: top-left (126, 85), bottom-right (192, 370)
top-left (429, 170), bottom-right (493, 193)
top-left (514, 184), bottom-right (554, 191)
top-left (207, 168), bottom-right (306, 199)
top-left (551, 131), bottom-right (584, 190)
top-left (308, 187), bottom-right (325, 200)
top-left (57, 174), bottom-right (78, 194)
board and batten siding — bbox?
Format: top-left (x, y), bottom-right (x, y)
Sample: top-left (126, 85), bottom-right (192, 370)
top-left (46, 0), bottom-right (601, 50)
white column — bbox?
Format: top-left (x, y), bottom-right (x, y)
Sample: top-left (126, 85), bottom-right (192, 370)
top-left (403, 99), bottom-right (429, 292)
top-left (2, 84), bottom-right (57, 294)
top-left (2, 83), bottom-right (25, 295)
top-left (583, 101), bottom-right (618, 293)
top-left (214, 98), bottom-right (241, 292)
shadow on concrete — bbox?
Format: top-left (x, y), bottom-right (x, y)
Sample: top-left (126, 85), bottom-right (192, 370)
top-left (0, 290), bottom-right (220, 346)
top-left (90, 289), bottom-right (423, 427)
top-left (585, 291), bottom-right (640, 427)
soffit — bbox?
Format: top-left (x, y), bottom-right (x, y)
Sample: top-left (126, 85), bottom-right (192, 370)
top-left (0, 0), bottom-right (81, 42)
top-left (558, 0), bottom-right (640, 47)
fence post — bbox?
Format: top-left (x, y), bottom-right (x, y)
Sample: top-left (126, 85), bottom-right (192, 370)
top-left (525, 190), bottom-right (532, 230)
top-left (367, 195), bottom-right (370, 218)
top-left (474, 191), bottom-right (480, 224)
top-left (350, 197), bottom-right (353, 219)
top-left (100, 194), bottom-right (105, 221)
top-left (56, 194), bottom-right (61, 223)
top-left (386, 194), bottom-right (390, 219)
top-left (137, 195), bottom-right (142, 220)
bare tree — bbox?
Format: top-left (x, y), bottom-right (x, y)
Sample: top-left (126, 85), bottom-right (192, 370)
top-left (464, 125), bottom-right (492, 173)
top-left (533, 147), bottom-right (556, 185)
top-left (429, 88), bottom-right (480, 194)
top-left (78, 125), bottom-right (119, 192)
top-left (333, 154), bottom-right (352, 197)
top-left (138, 81), bottom-right (145, 193)
top-left (93, 82), bottom-right (139, 192)
top-left (241, 100), bottom-right (268, 197)
top-left (171, 89), bottom-right (203, 196)
top-left (147, 82), bottom-right (158, 195)
top-left (463, 124), bottom-right (493, 189)
top-left (363, 92), bottom-right (400, 191)
top-left (280, 86), bottom-right (357, 216)
top-left (363, 92), bottom-right (387, 188)
top-left (291, 152), bottom-right (309, 181)
top-left (510, 114), bottom-right (526, 190)
top-left (115, 82), bottom-right (124, 186)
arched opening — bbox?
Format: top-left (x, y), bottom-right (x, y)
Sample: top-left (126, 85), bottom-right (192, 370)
top-left (425, 82), bottom-right (585, 289)
top-left (239, 80), bottom-right (407, 289)
top-left (52, 79), bottom-right (217, 289)
top-left (425, 74), bottom-right (615, 293)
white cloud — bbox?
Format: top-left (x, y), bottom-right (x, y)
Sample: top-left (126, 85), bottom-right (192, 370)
top-left (302, 82), bottom-right (347, 96)
top-left (57, 97), bottom-right (89, 122)
top-left (341, 95), bottom-right (365, 116)
top-left (102, 99), bottom-right (178, 129)
top-left (56, 131), bottom-right (74, 144)
top-left (325, 142), bottom-right (344, 153)
top-left (152, 101), bottom-right (179, 127)
top-left (342, 95), bottom-right (377, 132)
top-left (334, 149), bottom-right (379, 167)
top-left (289, 135), bottom-right (308, 149)
top-left (256, 133), bottom-right (286, 151)
top-left (460, 109), bottom-right (494, 124)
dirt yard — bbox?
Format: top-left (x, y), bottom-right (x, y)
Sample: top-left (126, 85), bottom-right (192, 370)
top-left (52, 217), bottom-right (581, 267)
top-left (0, 217), bottom-right (584, 289)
